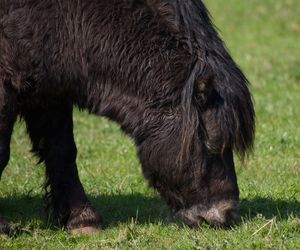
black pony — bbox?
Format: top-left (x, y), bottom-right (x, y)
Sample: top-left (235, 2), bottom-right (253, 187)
top-left (0, 0), bottom-right (255, 233)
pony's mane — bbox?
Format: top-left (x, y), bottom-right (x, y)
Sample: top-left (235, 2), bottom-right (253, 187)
top-left (147, 0), bottom-right (255, 163)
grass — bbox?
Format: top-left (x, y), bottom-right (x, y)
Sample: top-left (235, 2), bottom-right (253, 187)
top-left (1, 0), bottom-right (299, 249)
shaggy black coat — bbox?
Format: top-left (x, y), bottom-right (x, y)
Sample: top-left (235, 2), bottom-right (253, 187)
top-left (0, 0), bottom-right (254, 231)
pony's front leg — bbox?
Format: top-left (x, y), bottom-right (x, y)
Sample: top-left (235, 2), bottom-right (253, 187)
top-left (0, 83), bottom-right (17, 234)
top-left (23, 103), bottom-right (101, 234)
top-left (0, 113), bottom-right (15, 234)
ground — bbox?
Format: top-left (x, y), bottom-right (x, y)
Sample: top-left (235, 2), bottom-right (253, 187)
top-left (0, 0), bottom-right (299, 249)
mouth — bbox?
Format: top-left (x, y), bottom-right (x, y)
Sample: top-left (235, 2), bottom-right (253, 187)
top-left (174, 200), bottom-right (240, 228)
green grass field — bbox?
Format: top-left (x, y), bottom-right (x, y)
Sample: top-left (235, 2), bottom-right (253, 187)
top-left (1, 0), bottom-right (299, 249)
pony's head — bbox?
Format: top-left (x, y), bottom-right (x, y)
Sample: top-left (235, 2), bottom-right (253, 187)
top-left (136, 0), bottom-right (255, 227)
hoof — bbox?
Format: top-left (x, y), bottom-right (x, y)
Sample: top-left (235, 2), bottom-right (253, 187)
top-left (70, 226), bottom-right (100, 235)
top-left (0, 217), bottom-right (11, 234)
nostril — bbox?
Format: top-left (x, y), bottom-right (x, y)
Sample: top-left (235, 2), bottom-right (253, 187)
top-left (223, 208), bottom-right (240, 226)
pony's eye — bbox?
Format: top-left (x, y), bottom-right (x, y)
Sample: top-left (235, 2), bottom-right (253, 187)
top-left (205, 141), bottom-right (223, 155)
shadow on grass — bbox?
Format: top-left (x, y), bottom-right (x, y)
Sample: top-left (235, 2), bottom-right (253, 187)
top-left (0, 194), bottom-right (169, 232)
top-left (90, 194), bottom-right (169, 228)
top-left (0, 194), bottom-right (299, 233)
top-left (240, 197), bottom-right (300, 220)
